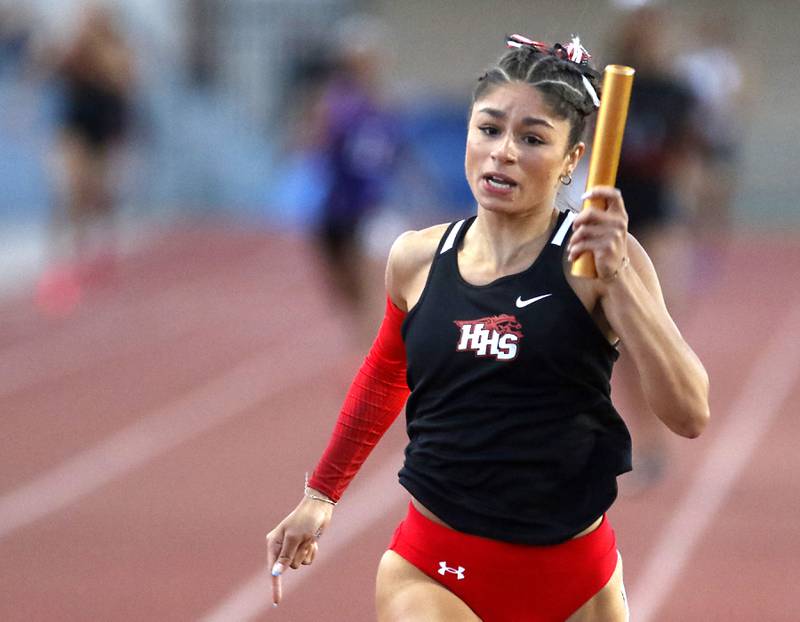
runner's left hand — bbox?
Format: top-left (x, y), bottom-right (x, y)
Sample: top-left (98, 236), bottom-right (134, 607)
top-left (567, 186), bottom-right (629, 281)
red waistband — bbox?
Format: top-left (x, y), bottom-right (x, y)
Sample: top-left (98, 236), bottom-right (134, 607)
top-left (402, 501), bottom-right (615, 570)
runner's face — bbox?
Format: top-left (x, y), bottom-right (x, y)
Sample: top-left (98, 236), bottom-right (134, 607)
top-left (465, 82), bottom-right (581, 215)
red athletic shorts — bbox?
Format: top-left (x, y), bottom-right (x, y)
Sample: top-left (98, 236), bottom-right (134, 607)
top-left (388, 502), bottom-right (619, 622)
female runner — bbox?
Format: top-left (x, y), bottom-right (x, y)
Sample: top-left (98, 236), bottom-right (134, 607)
top-left (266, 34), bottom-right (710, 622)
top-left (37, 5), bottom-right (134, 312)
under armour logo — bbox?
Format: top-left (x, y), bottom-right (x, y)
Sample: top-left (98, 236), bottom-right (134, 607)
top-left (438, 561), bottom-right (465, 580)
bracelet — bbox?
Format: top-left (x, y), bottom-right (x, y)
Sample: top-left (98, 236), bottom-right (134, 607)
top-left (304, 473), bottom-right (337, 506)
top-left (600, 256), bottom-right (630, 282)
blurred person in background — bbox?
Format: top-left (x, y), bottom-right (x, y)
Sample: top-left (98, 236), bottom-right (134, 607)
top-left (0, 5), bottom-right (34, 77)
top-left (36, 3), bottom-right (134, 314)
top-left (298, 16), bottom-right (401, 343)
top-left (265, 33), bottom-right (709, 621)
top-left (675, 14), bottom-right (749, 284)
top-left (608, 6), bottom-right (701, 492)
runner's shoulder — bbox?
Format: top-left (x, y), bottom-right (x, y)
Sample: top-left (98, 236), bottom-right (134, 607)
top-left (386, 223), bottom-right (450, 306)
top-left (390, 224), bottom-right (450, 268)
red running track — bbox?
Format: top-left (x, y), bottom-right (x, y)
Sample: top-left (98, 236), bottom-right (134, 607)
top-left (1, 223), bottom-right (798, 621)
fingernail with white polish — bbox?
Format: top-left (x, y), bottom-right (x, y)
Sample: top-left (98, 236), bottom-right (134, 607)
top-left (273, 603), bottom-right (279, 608)
top-left (271, 562), bottom-right (285, 577)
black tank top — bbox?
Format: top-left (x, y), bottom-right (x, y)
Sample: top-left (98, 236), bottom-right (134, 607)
top-left (398, 210), bottom-right (632, 545)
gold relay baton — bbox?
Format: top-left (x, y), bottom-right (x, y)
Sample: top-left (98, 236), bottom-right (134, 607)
top-left (571, 65), bottom-right (635, 278)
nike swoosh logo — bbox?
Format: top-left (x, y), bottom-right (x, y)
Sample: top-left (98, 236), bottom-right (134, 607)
top-left (515, 294), bottom-right (552, 308)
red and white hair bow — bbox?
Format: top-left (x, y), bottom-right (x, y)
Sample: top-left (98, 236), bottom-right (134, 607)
top-left (506, 33), bottom-right (599, 108)
top-left (507, 33), bottom-right (592, 65)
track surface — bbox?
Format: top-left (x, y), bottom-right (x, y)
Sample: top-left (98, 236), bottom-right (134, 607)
top-left (1, 223), bottom-right (798, 621)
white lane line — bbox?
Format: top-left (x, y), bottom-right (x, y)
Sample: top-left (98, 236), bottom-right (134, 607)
top-left (201, 458), bottom-right (406, 622)
top-left (629, 304), bottom-right (800, 622)
top-left (0, 322), bottom-right (342, 540)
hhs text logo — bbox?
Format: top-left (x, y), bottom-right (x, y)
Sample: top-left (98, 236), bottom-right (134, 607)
top-left (454, 314), bottom-right (523, 361)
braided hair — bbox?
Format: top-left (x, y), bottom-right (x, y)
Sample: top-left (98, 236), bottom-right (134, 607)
top-left (472, 38), bottom-right (602, 150)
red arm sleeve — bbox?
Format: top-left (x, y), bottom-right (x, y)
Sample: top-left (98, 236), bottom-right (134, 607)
top-left (306, 296), bottom-right (409, 502)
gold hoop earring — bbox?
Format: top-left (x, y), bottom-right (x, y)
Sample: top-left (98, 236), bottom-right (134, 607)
top-left (559, 173), bottom-right (573, 186)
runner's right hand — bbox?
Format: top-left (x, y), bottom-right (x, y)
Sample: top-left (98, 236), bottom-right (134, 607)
top-left (266, 492), bottom-right (334, 606)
